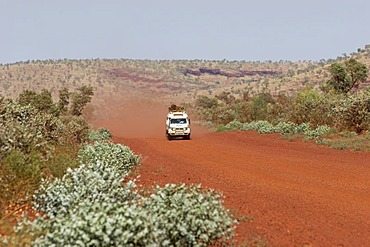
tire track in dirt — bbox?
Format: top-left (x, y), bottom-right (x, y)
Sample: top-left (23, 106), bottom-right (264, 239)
top-left (114, 131), bottom-right (370, 246)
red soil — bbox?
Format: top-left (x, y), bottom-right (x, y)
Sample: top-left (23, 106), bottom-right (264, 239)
top-left (94, 103), bottom-right (370, 246)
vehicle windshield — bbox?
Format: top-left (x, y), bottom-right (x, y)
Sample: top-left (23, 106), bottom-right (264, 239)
top-left (170, 118), bottom-right (187, 124)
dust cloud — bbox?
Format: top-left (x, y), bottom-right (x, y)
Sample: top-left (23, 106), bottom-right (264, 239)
top-left (90, 96), bottom-right (208, 139)
top-left (92, 98), bottom-right (167, 138)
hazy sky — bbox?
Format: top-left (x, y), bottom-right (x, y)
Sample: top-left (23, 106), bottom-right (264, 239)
top-left (1, 0), bottom-right (369, 64)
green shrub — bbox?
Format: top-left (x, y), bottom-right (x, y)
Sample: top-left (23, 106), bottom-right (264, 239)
top-left (292, 87), bottom-right (333, 126)
top-left (0, 102), bottom-right (53, 160)
top-left (250, 95), bottom-right (272, 121)
top-left (46, 146), bottom-right (79, 178)
top-left (0, 150), bottom-right (42, 212)
top-left (0, 99), bottom-right (90, 213)
top-left (0, 101), bottom-right (89, 160)
top-left (326, 59), bottom-right (368, 94)
top-left (18, 89), bottom-right (54, 113)
top-left (333, 91), bottom-right (370, 133)
top-left (70, 85), bottom-right (94, 116)
top-left (216, 124), bottom-right (229, 132)
top-left (195, 95), bottom-right (219, 109)
top-left (62, 115), bottom-right (90, 143)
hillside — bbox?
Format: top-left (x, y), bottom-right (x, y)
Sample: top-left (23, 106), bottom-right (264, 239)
top-left (0, 58), bottom-right (314, 100)
top-left (1, 46), bottom-right (370, 118)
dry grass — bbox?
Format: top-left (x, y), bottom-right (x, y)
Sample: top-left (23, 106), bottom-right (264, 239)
top-left (316, 132), bottom-right (370, 151)
top-left (281, 131), bottom-right (370, 152)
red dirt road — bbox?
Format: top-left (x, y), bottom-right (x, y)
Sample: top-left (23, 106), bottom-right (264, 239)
top-left (93, 101), bottom-right (370, 246)
top-left (113, 131), bottom-right (370, 246)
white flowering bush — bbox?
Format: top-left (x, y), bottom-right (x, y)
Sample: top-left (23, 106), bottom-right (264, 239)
top-left (34, 142), bottom-right (140, 216)
top-left (242, 121), bottom-right (275, 134)
top-left (333, 91), bottom-right (370, 133)
top-left (3, 140), bottom-right (236, 246)
top-left (0, 102), bottom-right (53, 159)
top-left (144, 184), bottom-right (236, 246)
top-left (0, 101), bottom-right (89, 159)
top-left (275, 121), bottom-right (297, 134)
top-left (10, 183), bottom-right (235, 247)
top-left (305, 125), bottom-right (331, 139)
top-left (77, 142), bottom-right (140, 174)
top-left (33, 164), bottom-right (139, 217)
top-left (224, 119), bottom-right (243, 130)
top-left (294, 122), bottom-right (311, 134)
top-left (19, 184), bottom-right (235, 246)
top-left (222, 120), bottom-right (332, 140)
top-left (88, 128), bottom-right (112, 142)
top-left (19, 200), bottom-right (158, 247)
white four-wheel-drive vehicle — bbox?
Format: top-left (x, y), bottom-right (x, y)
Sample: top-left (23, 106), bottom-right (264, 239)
top-left (166, 105), bottom-right (191, 140)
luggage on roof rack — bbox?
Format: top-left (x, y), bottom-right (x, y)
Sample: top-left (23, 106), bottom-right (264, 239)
top-left (168, 104), bottom-right (185, 112)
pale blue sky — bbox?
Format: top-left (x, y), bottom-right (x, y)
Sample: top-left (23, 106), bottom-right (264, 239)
top-left (1, 0), bottom-right (369, 64)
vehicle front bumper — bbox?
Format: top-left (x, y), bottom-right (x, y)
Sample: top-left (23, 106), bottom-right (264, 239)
top-left (167, 127), bottom-right (191, 136)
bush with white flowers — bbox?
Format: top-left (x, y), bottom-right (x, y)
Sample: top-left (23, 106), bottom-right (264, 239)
top-left (144, 184), bottom-right (235, 246)
top-left (275, 121), bottom-right (297, 134)
top-left (242, 121), bottom-right (275, 134)
top-left (87, 128), bottom-right (112, 142)
top-left (23, 200), bottom-right (158, 246)
top-left (224, 119), bottom-right (243, 131)
top-left (22, 183), bottom-right (235, 247)
top-left (34, 141), bottom-right (140, 216)
top-left (4, 141), bottom-right (236, 246)
top-left (222, 120), bottom-right (332, 139)
top-left (305, 125), bottom-right (331, 139)
top-left (77, 141), bottom-right (140, 174)
top-left (33, 164), bottom-right (139, 217)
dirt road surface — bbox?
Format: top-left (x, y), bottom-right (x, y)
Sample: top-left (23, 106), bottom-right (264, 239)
top-left (94, 103), bottom-right (370, 246)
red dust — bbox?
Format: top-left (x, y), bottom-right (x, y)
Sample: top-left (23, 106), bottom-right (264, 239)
top-left (92, 97), bottom-right (208, 139)
top-left (93, 100), bottom-right (167, 138)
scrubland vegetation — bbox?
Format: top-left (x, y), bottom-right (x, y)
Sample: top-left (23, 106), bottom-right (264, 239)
top-left (0, 88), bottom-right (235, 246)
top-left (193, 57), bottom-right (370, 151)
top-left (0, 46), bottom-right (369, 245)
top-left (0, 86), bottom-right (93, 216)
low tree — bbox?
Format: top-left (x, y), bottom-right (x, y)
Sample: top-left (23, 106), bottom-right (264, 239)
top-left (292, 87), bottom-right (333, 126)
top-left (327, 58), bottom-right (368, 94)
top-left (58, 87), bottom-right (70, 113)
top-left (215, 91), bottom-right (236, 105)
top-left (18, 89), bottom-right (53, 113)
top-left (250, 93), bottom-right (274, 121)
top-left (195, 95), bottom-right (219, 109)
top-left (333, 90), bottom-right (370, 133)
top-left (70, 85), bottom-right (94, 116)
